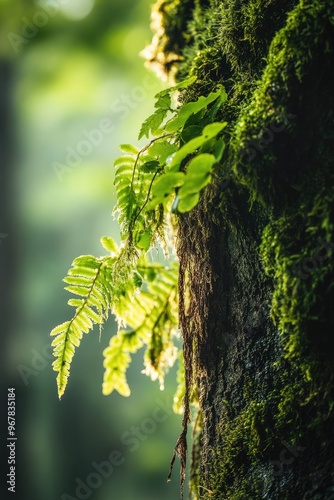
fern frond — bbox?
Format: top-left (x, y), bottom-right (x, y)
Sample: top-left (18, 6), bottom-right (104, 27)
top-left (51, 255), bottom-right (114, 399)
top-left (102, 331), bottom-right (144, 397)
top-left (102, 262), bottom-right (179, 396)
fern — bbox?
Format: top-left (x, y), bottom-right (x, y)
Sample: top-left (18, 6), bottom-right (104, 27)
top-left (51, 76), bottom-right (228, 402)
top-left (50, 255), bottom-right (113, 398)
top-left (103, 263), bottom-right (179, 396)
top-left (113, 79), bottom-right (227, 253)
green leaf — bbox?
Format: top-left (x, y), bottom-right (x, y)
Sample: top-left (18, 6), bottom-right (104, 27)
top-left (169, 136), bottom-right (206, 170)
top-left (114, 155), bottom-right (136, 168)
top-left (179, 174), bottom-right (211, 197)
top-left (68, 266), bottom-right (97, 278)
top-left (155, 93), bottom-right (171, 110)
top-left (136, 228), bottom-right (152, 251)
top-left (114, 167), bottom-right (134, 189)
top-left (67, 298), bottom-right (83, 308)
top-left (202, 122), bottom-right (227, 138)
top-left (138, 108), bottom-right (168, 140)
top-left (141, 160), bottom-right (160, 173)
top-left (51, 256), bottom-right (113, 398)
top-left (151, 172), bottom-right (185, 198)
top-left (51, 332), bottom-right (66, 347)
top-left (165, 91), bottom-right (221, 133)
top-left (63, 276), bottom-right (92, 287)
top-left (169, 123), bottom-right (225, 170)
top-left (83, 306), bottom-right (101, 324)
top-left (100, 236), bottom-right (118, 254)
top-left (115, 186), bottom-right (137, 224)
top-left (50, 321), bottom-right (70, 337)
top-left (205, 86), bottom-right (228, 121)
top-left (177, 192), bottom-right (200, 213)
top-left (186, 153), bottom-right (216, 176)
top-left (181, 125), bottom-right (203, 143)
top-left (148, 140), bottom-right (178, 165)
top-left (119, 144), bottom-right (139, 155)
top-left (64, 285), bottom-right (89, 297)
top-left (138, 76), bottom-right (198, 140)
top-left (72, 255), bottom-right (100, 269)
top-left (75, 314), bottom-right (92, 333)
top-left (102, 335), bottom-right (135, 397)
top-left (212, 137), bottom-right (226, 162)
top-left (154, 75), bottom-right (197, 98)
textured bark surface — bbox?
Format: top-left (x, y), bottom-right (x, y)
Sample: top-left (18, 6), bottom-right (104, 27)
top-left (177, 188), bottom-right (282, 498)
top-left (148, 0), bottom-right (334, 498)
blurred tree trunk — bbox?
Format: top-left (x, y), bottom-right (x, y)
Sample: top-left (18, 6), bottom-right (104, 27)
top-left (0, 57), bottom-right (23, 496)
top-left (0, 58), bottom-right (17, 379)
top-left (148, 1), bottom-right (334, 498)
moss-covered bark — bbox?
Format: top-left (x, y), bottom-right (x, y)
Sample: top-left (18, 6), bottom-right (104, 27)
top-left (147, 0), bottom-right (334, 498)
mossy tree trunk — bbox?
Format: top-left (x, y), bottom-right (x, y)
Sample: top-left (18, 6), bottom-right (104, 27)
top-left (148, 1), bottom-right (334, 498)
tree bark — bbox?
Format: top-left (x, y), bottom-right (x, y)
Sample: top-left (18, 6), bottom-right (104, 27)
top-left (148, 1), bottom-right (334, 498)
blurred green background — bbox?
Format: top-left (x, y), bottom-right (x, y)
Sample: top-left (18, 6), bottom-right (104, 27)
top-left (1, 1), bottom-right (185, 499)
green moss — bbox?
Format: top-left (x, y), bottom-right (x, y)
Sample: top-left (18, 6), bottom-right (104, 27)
top-left (231, 0), bottom-right (334, 206)
top-left (205, 362), bottom-right (334, 499)
top-left (260, 190), bottom-right (334, 362)
top-left (204, 399), bottom-right (272, 499)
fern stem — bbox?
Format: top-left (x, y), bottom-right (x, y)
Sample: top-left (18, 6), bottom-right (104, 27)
top-left (129, 167), bottom-right (164, 239)
top-left (129, 133), bottom-right (174, 194)
top-left (58, 261), bottom-right (104, 380)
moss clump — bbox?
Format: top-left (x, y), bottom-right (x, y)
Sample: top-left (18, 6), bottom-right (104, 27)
top-left (206, 397), bottom-right (276, 499)
top-left (260, 190), bottom-right (334, 363)
top-left (231, 0), bottom-right (334, 207)
top-left (206, 359), bottom-right (334, 499)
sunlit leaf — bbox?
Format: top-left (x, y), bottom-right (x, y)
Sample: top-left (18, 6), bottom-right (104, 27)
top-left (119, 144), bottom-right (139, 155)
top-left (178, 174), bottom-right (212, 197)
top-left (165, 91), bottom-right (222, 133)
top-left (138, 108), bottom-right (168, 140)
top-left (186, 153), bottom-right (216, 175)
top-left (148, 140), bottom-right (178, 164)
top-left (151, 172), bottom-right (185, 198)
top-left (136, 228), bottom-right (152, 251)
top-left (177, 192), bottom-right (200, 212)
top-left (100, 236), bottom-right (118, 254)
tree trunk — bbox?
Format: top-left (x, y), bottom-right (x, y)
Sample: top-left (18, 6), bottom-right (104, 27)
top-left (148, 1), bottom-right (334, 498)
